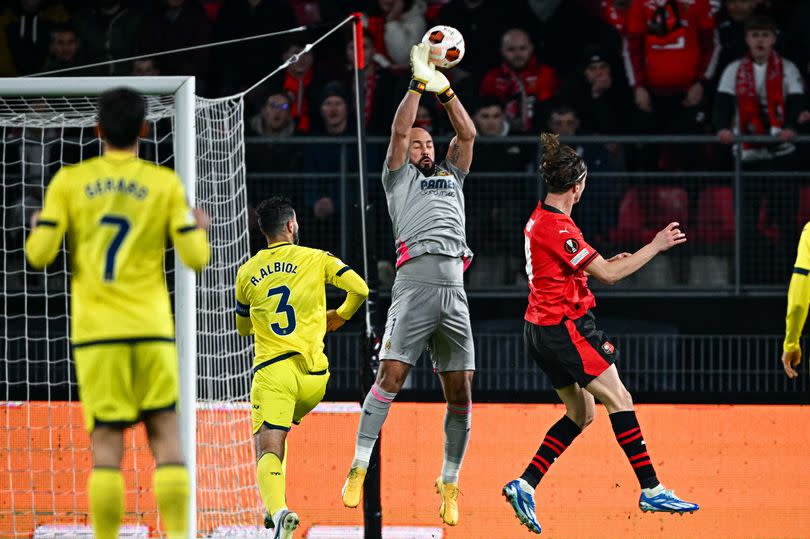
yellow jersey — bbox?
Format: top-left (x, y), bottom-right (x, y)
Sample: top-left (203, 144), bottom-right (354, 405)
top-left (785, 222), bottom-right (810, 352)
top-left (25, 150), bottom-right (210, 345)
top-left (235, 242), bottom-right (369, 372)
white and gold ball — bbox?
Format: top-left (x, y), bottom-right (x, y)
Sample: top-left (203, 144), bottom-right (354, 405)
top-left (421, 25), bottom-right (465, 69)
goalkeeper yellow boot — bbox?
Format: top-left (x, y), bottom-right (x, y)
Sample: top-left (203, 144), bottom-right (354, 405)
top-left (341, 466), bottom-right (367, 508)
top-left (435, 477), bottom-right (460, 526)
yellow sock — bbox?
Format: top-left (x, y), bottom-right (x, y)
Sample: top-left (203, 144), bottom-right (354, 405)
top-left (88, 468), bottom-right (123, 539)
top-left (153, 465), bottom-right (189, 539)
top-left (282, 440), bottom-right (288, 476)
top-left (257, 452), bottom-right (286, 515)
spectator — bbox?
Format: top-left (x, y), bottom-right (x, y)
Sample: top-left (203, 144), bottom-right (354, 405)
top-left (480, 27), bottom-right (559, 134)
top-left (246, 92), bottom-right (303, 211)
top-left (466, 97), bottom-right (534, 287)
top-left (2, 0), bottom-right (67, 75)
top-left (302, 82), bottom-right (358, 254)
top-left (562, 44), bottom-right (634, 135)
top-left (626, 0), bottom-right (718, 130)
top-left (131, 58), bottom-right (160, 76)
top-left (275, 39), bottom-right (320, 134)
top-left (211, 0), bottom-right (296, 95)
top-left (714, 14), bottom-right (807, 282)
top-left (547, 104), bottom-right (621, 242)
top-left (366, 0), bottom-right (427, 73)
top-left (716, 0), bottom-right (758, 75)
top-left (250, 92), bottom-right (296, 137)
top-left (42, 23), bottom-right (81, 74)
top-left (437, 0), bottom-right (520, 80)
top-left (626, 0), bottom-right (718, 171)
top-left (139, 0), bottom-right (212, 82)
top-left (341, 30), bottom-right (398, 135)
top-left (73, 0), bottom-right (142, 75)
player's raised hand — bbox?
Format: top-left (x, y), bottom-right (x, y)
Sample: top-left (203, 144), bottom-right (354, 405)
top-left (193, 207), bottom-right (211, 231)
top-left (652, 222), bottom-right (686, 252)
top-left (410, 42), bottom-right (434, 84)
top-left (326, 309), bottom-right (347, 332)
top-left (30, 209), bottom-right (41, 229)
top-left (782, 348), bottom-right (801, 379)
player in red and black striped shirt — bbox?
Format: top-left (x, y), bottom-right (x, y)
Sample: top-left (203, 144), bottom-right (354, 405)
top-left (502, 134), bottom-right (699, 535)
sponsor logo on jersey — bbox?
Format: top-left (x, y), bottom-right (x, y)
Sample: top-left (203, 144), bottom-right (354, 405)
top-left (385, 339), bottom-right (392, 351)
top-left (602, 341), bottom-right (615, 355)
top-left (420, 178), bottom-right (456, 190)
top-left (563, 239), bottom-right (579, 254)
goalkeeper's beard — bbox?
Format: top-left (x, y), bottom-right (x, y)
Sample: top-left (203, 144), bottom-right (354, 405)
top-left (415, 156), bottom-right (435, 177)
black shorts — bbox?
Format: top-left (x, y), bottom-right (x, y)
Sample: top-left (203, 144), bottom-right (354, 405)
top-left (524, 311), bottom-right (618, 389)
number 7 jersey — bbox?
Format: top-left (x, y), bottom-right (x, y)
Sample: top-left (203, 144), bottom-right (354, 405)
top-left (25, 150), bottom-right (210, 345)
top-left (234, 242), bottom-right (369, 373)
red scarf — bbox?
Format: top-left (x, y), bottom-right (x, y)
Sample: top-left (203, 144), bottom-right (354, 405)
top-left (735, 51), bottom-right (784, 148)
top-left (283, 69), bottom-right (313, 133)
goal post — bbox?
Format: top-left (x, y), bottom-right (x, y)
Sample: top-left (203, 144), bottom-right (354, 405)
top-left (0, 76), bottom-right (253, 538)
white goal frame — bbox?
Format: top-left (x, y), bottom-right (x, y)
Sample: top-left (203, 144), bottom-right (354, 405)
top-left (0, 76), bottom-right (198, 538)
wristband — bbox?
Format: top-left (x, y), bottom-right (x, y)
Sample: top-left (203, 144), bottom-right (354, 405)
top-left (437, 86), bottom-right (456, 105)
top-left (408, 79), bottom-right (427, 95)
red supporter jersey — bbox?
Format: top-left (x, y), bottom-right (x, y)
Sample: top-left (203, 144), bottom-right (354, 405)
top-left (480, 56), bottom-right (559, 132)
top-left (524, 202), bottom-right (599, 326)
top-left (626, 0), bottom-right (716, 92)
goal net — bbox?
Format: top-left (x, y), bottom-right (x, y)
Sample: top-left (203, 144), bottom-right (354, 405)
top-left (0, 78), bottom-right (258, 537)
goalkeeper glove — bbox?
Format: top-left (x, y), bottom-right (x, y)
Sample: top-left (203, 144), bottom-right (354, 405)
top-left (425, 69), bottom-right (456, 104)
top-left (409, 43), bottom-right (434, 94)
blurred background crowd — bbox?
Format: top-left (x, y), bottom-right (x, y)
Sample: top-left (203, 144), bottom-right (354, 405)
top-left (2, 0), bottom-right (810, 289)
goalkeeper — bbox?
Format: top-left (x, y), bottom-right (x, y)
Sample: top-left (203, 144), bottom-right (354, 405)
top-left (25, 88), bottom-right (210, 539)
top-left (235, 196), bottom-right (368, 537)
top-left (783, 223), bottom-right (810, 379)
top-left (342, 42), bottom-right (477, 526)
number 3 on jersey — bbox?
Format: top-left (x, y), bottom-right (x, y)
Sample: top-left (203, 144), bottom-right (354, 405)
top-left (267, 285), bottom-right (296, 336)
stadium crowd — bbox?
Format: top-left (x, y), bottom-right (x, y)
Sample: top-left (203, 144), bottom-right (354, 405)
top-left (2, 0), bottom-right (810, 286)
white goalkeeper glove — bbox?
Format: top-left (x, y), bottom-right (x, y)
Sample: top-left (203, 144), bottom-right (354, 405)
top-left (409, 42), bottom-right (434, 84)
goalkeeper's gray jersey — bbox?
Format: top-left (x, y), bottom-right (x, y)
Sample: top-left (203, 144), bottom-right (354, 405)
top-left (381, 159), bottom-right (473, 271)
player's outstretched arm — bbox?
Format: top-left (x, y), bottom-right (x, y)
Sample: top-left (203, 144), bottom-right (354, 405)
top-left (586, 222), bottom-right (686, 285)
top-left (387, 43), bottom-right (434, 169)
top-left (26, 170), bottom-right (68, 269)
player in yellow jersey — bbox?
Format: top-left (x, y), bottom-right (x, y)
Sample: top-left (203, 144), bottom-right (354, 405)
top-left (24, 88), bottom-right (210, 539)
top-left (783, 222), bottom-right (810, 379)
top-left (235, 196), bottom-right (368, 538)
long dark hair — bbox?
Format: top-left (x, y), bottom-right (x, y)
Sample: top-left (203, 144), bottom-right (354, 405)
top-left (539, 133), bottom-right (587, 194)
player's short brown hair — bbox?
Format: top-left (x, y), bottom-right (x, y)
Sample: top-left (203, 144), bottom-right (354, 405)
top-left (256, 196), bottom-right (295, 237)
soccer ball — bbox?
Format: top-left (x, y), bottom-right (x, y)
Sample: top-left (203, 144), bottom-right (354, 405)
top-left (422, 25), bottom-right (465, 69)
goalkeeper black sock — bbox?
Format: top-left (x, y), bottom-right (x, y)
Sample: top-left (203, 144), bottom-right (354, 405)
top-left (520, 415), bottom-right (581, 488)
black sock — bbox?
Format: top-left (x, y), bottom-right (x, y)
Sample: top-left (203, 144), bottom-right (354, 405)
top-left (609, 410), bottom-right (659, 489)
top-left (520, 415), bottom-right (582, 488)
